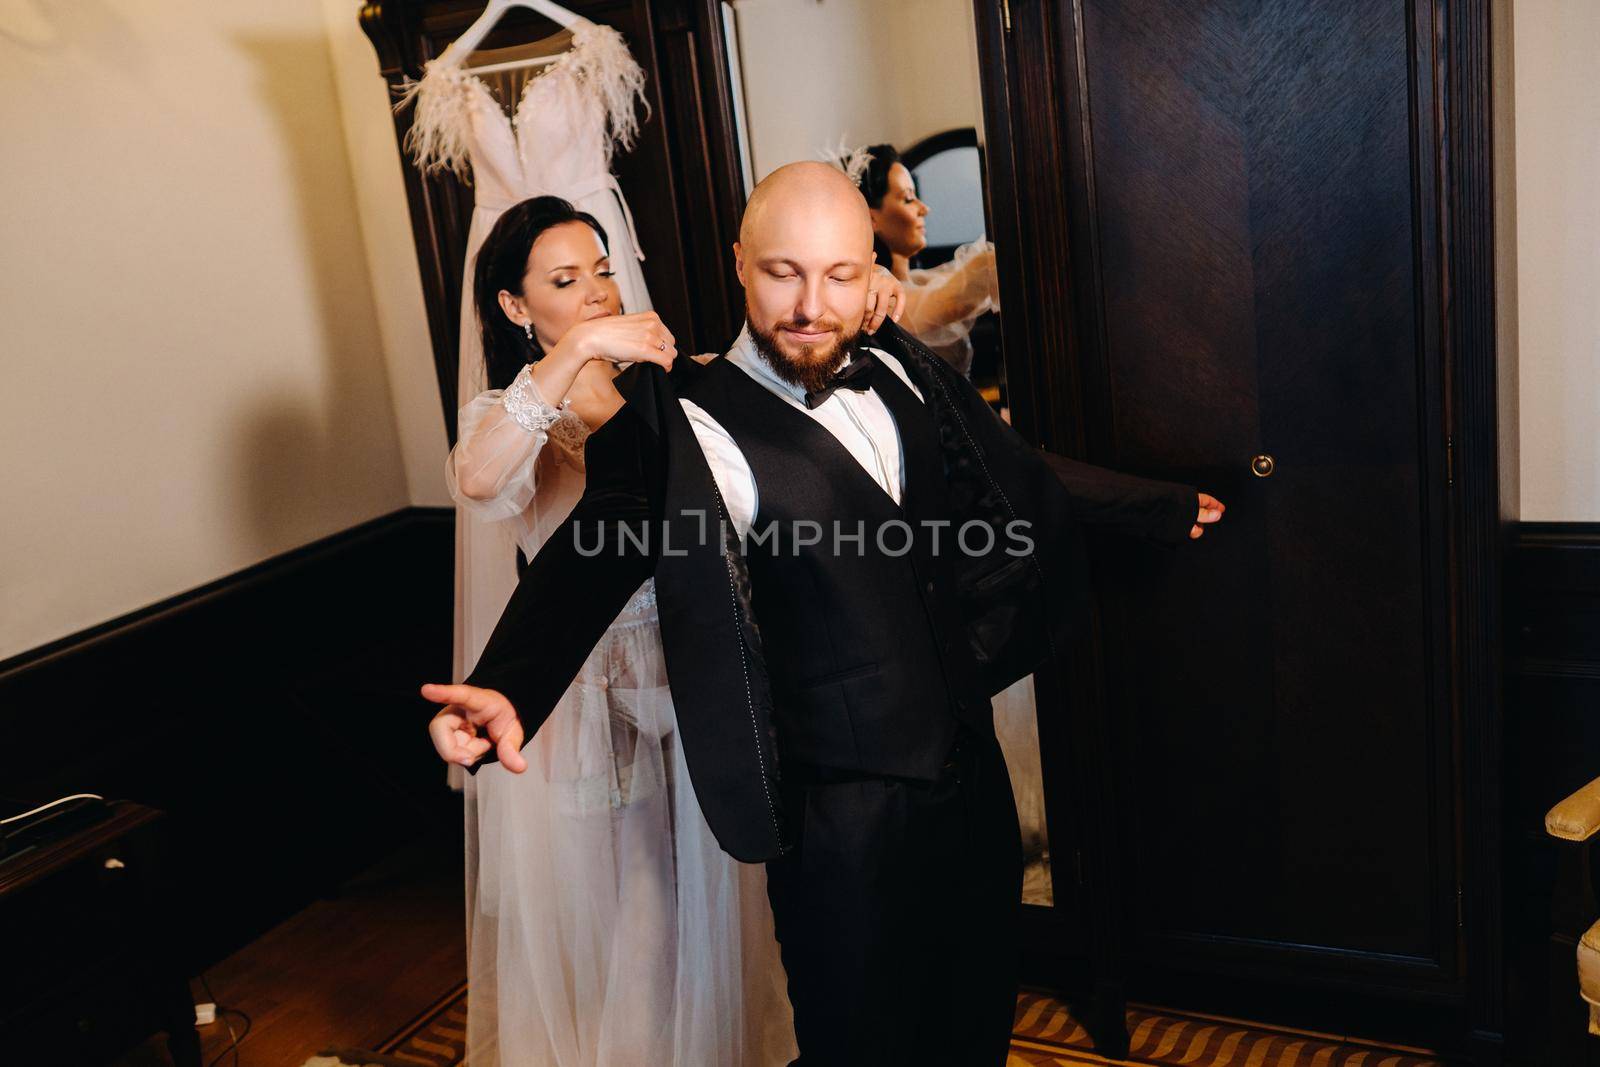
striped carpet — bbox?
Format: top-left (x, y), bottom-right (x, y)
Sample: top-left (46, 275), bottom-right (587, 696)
top-left (307, 985), bottom-right (1452, 1066)
top-left (378, 982), bottom-right (469, 1064)
top-left (1008, 989), bottom-right (1450, 1066)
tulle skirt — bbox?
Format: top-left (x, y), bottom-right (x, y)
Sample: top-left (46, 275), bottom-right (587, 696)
top-left (991, 673), bottom-right (1053, 906)
top-left (463, 583), bottom-right (797, 1065)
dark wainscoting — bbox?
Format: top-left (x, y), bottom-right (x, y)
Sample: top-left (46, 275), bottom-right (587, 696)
top-left (0, 507), bottom-right (457, 976)
top-left (1504, 521), bottom-right (1600, 1064)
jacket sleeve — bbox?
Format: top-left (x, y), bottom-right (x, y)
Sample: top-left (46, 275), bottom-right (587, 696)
top-left (459, 402), bottom-right (664, 772)
top-left (894, 319), bottom-right (1197, 547)
top-left (1037, 449), bottom-right (1197, 546)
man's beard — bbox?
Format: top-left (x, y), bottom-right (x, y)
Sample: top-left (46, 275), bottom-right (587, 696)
top-left (746, 308), bottom-right (865, 395)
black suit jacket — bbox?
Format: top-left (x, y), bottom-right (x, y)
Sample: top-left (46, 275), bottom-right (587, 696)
top-left (462, 321), bottom-right (1197, 861)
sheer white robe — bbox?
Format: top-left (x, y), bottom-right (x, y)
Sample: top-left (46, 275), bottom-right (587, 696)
top-left (899, 238), bottom-right (1000, 378)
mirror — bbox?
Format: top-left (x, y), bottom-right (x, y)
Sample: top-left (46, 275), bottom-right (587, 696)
top-left (722, 0), bottom-right (1050, 906)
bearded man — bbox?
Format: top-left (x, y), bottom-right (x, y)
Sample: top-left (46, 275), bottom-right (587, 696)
top-left (424, 161), bottom-right (1224, 1065)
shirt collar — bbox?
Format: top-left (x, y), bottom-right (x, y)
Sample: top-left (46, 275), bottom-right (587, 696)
top-left (729, 322), bottom-right (875, 405)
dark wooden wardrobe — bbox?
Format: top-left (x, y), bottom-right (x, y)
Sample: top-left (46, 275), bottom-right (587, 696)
top-left (977, 1), bottom-right (1505, 1061)
top-left (363, 1), bottom-right (1509, 1061)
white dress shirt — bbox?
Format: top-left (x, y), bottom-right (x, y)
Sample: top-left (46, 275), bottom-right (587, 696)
top-left (680, 325), bottom-right (926, 540)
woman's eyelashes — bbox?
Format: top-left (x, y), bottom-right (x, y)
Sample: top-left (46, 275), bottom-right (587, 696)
top-left (553, 267), bottom-right (615, 289)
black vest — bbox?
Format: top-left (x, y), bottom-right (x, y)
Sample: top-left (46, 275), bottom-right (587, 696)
top-left (685, 353), bottom-right (994, 780)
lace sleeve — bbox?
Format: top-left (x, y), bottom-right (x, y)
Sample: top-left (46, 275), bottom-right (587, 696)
top-left (394, 62), bottom-right (475, 182)
top-left (900, 239), bottom-right (999, 341)
top-left (446, 365), bottom-right (588, 520)
top-left (569, 22), bottom-right (649, 160)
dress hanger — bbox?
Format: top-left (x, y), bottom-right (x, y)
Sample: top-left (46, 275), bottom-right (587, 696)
top-left (435, 0), bottom-right (586, 76)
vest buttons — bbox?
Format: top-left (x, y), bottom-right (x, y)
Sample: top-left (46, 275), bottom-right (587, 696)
top-left (925, 579), bottom-right (935, 594)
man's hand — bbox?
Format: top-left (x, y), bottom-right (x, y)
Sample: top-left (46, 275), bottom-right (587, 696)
top-left (422, 683), bottom-right (528, 773)
top-left (1191, 493), bottom-right (1225, 539)
top-left (863, 265), bottom-right (906, 334)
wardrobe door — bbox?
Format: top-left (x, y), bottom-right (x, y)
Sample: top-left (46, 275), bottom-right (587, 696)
top-left (1065, 0), bottom-right (1458, 995)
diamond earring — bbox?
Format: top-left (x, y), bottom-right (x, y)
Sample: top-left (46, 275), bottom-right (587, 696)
top-left (523, 322), bottom-right (534, 343)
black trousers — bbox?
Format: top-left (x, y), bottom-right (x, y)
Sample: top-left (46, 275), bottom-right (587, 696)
top-left (764, 727), bottom-right (1024, 1066)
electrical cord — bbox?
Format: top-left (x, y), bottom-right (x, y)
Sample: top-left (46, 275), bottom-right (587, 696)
top-left (197, 973), bottom-right (251, 1067)
top-left (0, 793), bottom-right (104, 824)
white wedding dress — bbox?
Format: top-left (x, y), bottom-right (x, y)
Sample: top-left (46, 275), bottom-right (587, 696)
top-left (400, 20), bottom-right (796, 1066)
top-left (400, 17), bottom-right (653, 697)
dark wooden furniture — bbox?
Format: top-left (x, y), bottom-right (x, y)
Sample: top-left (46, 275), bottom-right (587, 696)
top-left (973, 1), bottom-right (1506, 1061)
top-left (0, 508), bottom-right (457, 989)
top-left (0, 802), bottom-right (200, 1066)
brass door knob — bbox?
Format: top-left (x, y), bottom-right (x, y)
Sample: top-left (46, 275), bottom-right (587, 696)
top-left (1251, 454), bottom-right (1275, 477)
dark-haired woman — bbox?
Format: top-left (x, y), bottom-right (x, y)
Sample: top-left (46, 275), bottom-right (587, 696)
top-left (851, 142), bottom-right (999, 378)
top-left (434, 196), bottom-right (797, 1065)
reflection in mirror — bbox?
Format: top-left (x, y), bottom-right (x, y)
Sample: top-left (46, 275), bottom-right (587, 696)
top-left (724, 0), bottom-right (1051, 906)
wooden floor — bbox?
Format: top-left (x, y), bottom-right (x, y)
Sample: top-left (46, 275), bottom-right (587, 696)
top-left (111, 826), bottom-right (1455, 1067)
top-left (114, 828), bottom-right (465, 1066)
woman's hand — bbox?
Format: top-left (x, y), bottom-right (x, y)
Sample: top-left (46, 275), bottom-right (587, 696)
top-left (863, 265), bottom-right (906, 334)
top-left (527, 312), bottom-right (676, 426)
top-left (556, 311), bottom-right (678, 370)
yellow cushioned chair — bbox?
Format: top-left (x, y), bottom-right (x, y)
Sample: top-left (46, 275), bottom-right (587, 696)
top-left (1547, 776), bottom-right (1600, 1037)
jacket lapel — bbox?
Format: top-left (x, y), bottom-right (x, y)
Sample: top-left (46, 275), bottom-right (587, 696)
top-left (867, 350), bottom-right (946, 529)
top-left (613, 359), bottom-right (788, 863)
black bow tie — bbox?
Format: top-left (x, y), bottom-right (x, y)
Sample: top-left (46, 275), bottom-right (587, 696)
top-left (803, 350), bottom-right (877, 410)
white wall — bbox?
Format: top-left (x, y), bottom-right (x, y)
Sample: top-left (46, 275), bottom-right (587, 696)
top-left (3, 0), bottom-right (1596, 662)
top-left (320, 0), bottom-right (452, 509)
top-left (1506, 0), bottom-right (1600, 520)
top-left (730, 0), bottom-right (984, 180)
top-left (0, 0), bottom-right (412, 659)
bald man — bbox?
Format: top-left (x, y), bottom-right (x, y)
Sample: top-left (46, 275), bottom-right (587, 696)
top-left (424, 162), bottom-right (1223, 1064)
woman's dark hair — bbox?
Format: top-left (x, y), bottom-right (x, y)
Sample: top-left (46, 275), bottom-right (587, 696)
top-left (853, 143), bottom-right (901, 208)
top-left (473, 195), bottom-right (610, 390)
top-left (847, 143), bottom-right (901, 269)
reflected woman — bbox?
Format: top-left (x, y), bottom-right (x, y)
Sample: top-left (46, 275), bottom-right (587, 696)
top-left (849, 142), bottom-right (1000, 378)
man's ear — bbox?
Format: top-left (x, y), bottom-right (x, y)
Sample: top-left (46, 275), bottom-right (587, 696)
top-left (732, 242), bottom-right (746, 287)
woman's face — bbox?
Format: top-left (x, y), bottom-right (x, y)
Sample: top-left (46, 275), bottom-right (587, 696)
top-left (870, 162), bottom-right (929, 259)
top-left (501, 221), bottom-right (622, 350)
